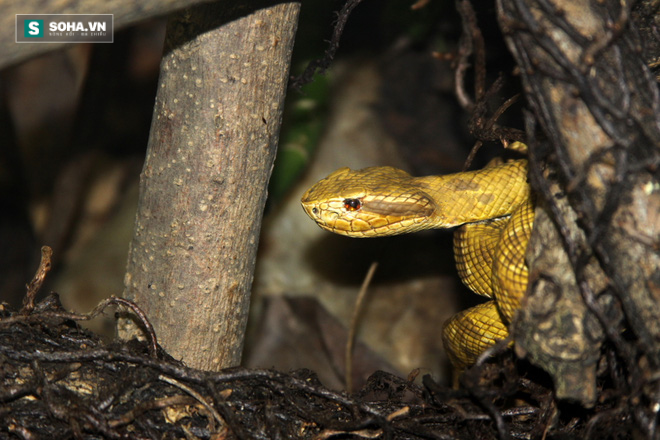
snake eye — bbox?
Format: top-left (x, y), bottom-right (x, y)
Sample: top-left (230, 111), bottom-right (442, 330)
top-left (312, 207), bottom-right (318, 215)
top-left (343, 198), bottom-right (361, 211)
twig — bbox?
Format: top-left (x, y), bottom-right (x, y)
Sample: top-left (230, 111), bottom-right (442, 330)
top-left (108, 297), bottom-right (159, 358)
top-left (108, 395), bottom-right (195, 428)
top-left (290, 0), bottom-right (365, 89)
top-left (455, 0), bottom-right (524, 169)
top-left (462, 140), bottom-right (484, 171)
top-left (462, 91), bottom-right (523, 171)
top-left (345, 262), bottom-right (378, 393)
top-left (159, 375), bottom-right (224, 428)
top-left (22, 246), bottom-right (53, 314)
top-left (461, 336), bottom-right (515, 440)
top-left (5, 296), bottom-right (159, 358)
top-left (454, 0), bottom-right (480, 110)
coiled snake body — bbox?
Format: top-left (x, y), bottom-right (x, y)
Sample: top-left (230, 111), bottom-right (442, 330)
top-left (301, 157), bottom-right (533, 368)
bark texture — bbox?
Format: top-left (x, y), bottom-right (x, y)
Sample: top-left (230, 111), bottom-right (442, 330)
top-left (497, 0), bottom-right (660, 407)
top-left (120, 2), bottom-right (300, 370)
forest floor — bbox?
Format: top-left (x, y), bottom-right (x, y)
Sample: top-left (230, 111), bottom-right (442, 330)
top-left (0, 288), bottom-right (638, 440)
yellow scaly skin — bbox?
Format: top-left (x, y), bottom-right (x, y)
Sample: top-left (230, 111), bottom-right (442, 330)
top-left (301, 156), bottom-right (532, 368)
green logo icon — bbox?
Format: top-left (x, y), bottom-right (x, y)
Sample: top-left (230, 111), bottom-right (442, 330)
top-left (24, 20), bottom-right (43, 38)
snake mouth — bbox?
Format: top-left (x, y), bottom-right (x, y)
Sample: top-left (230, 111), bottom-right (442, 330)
top-left (301, 198), bottom-right (436, 237)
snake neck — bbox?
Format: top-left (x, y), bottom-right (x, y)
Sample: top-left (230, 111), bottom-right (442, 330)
top-left (415, 159), bottom-right (531, 228)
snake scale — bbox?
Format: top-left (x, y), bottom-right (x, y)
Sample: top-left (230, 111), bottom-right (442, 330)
top-left (301, 152), bottom-right (533, 368)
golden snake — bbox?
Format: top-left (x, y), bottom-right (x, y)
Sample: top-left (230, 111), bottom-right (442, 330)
top-left (301, 152), bottom-right (533, 368)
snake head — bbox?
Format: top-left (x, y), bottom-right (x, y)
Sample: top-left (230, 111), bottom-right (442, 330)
top-left (300, 166), bottom-right (437, 237)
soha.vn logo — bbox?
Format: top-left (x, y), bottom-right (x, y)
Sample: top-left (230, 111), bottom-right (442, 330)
top-left (24, 20), bottom-right (43, 38)
top-left (17, 14), bottom-right (113, 43)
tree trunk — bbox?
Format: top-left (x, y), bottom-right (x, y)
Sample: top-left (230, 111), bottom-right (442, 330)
top-left (497, 0), bottom-right (660, 408)
top-left (119, 2), bottom-right (300, 370)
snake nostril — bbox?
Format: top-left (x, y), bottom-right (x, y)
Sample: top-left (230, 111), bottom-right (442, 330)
top-left (312, 207), bottom-right (318, 215)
